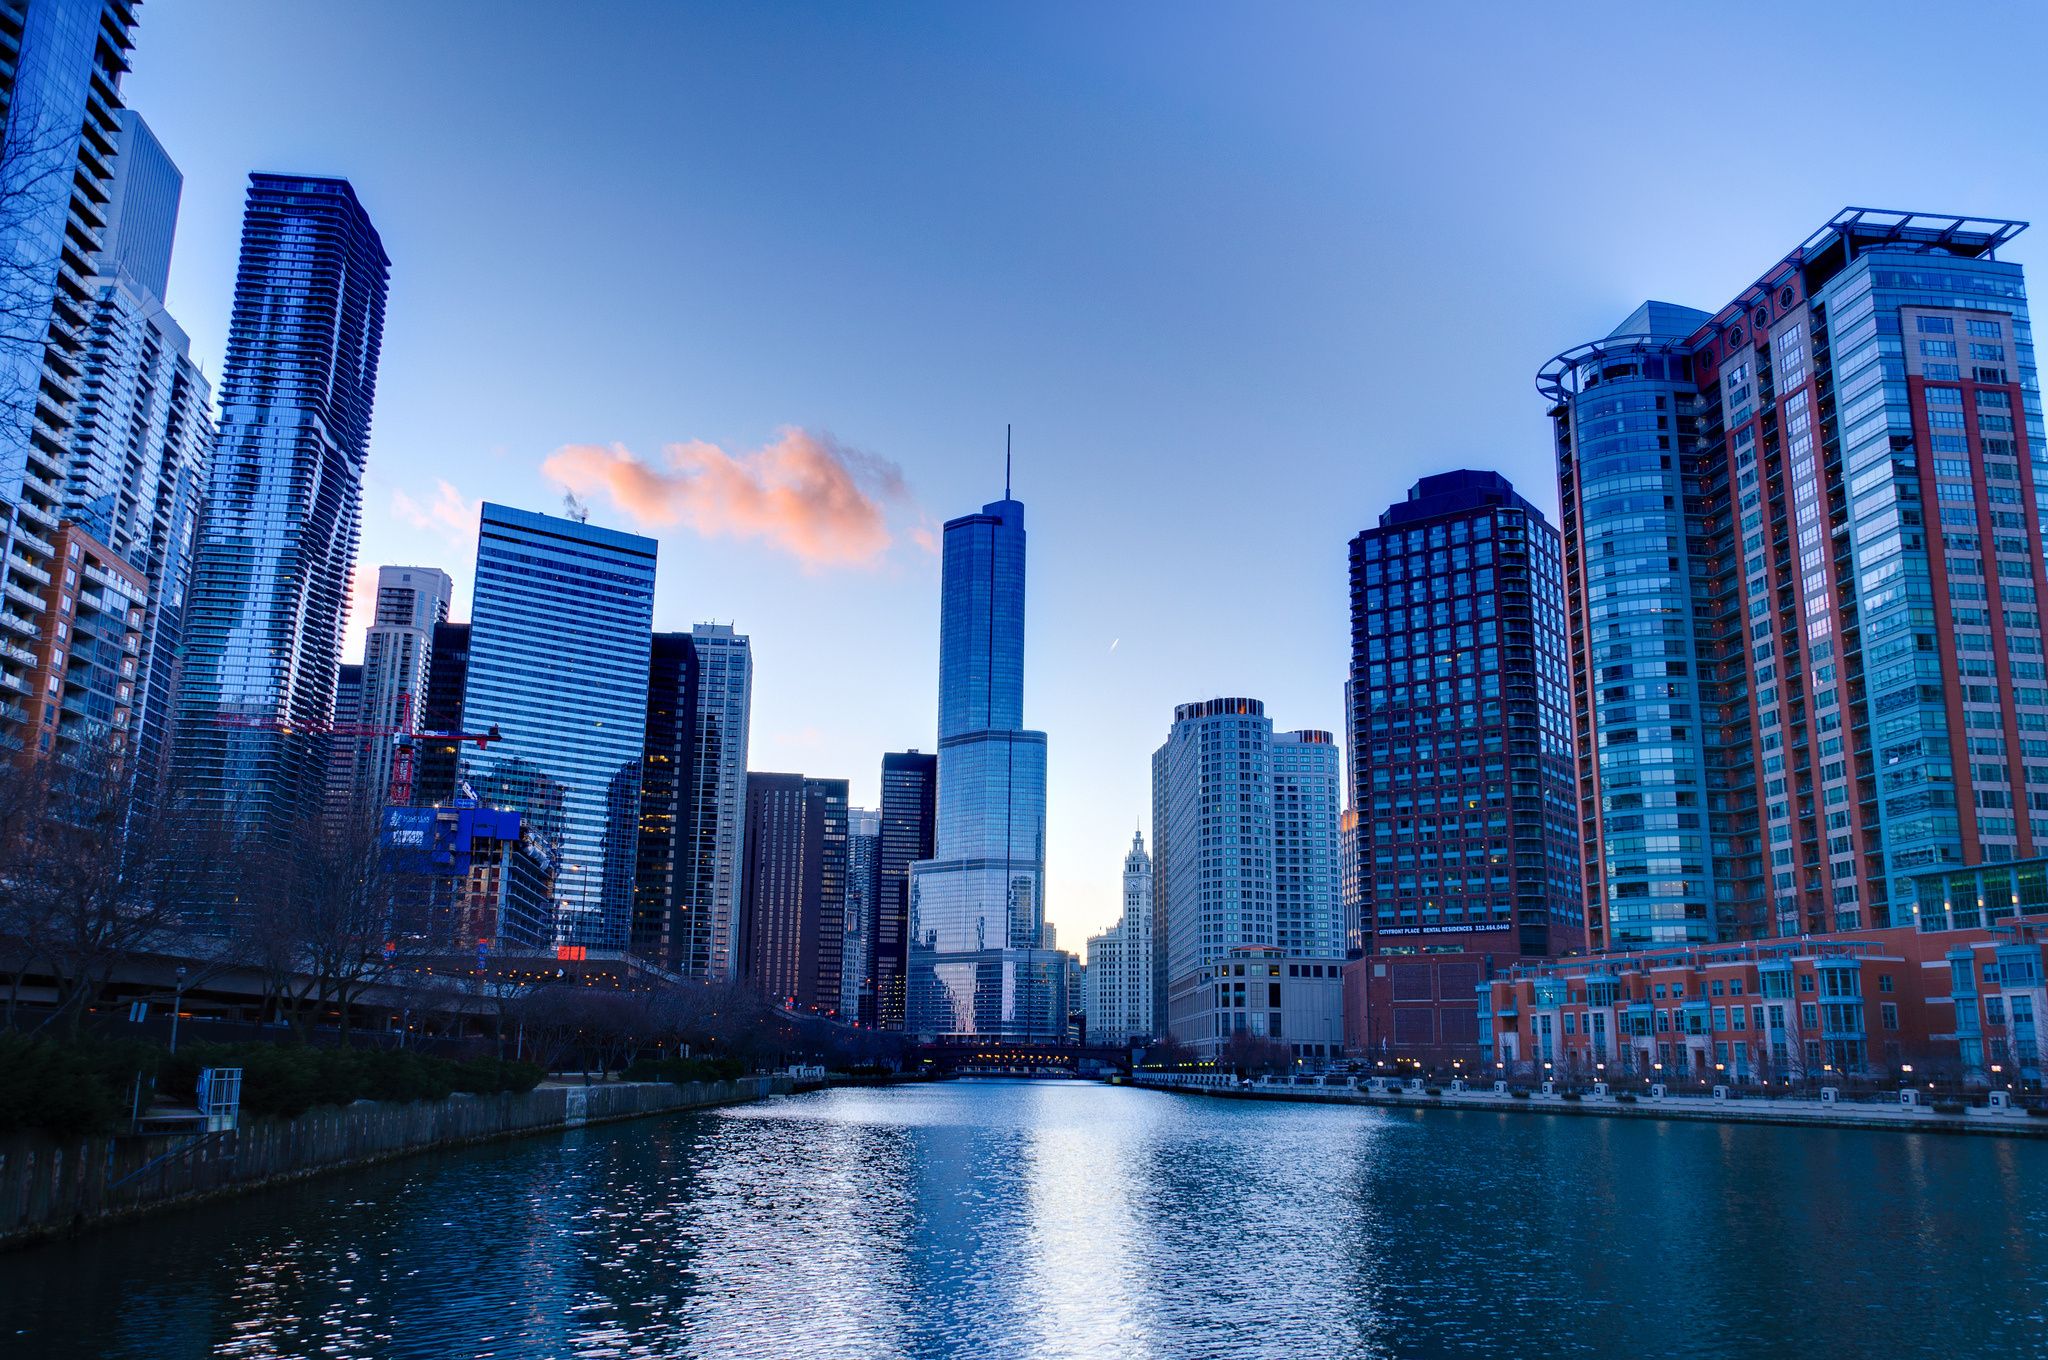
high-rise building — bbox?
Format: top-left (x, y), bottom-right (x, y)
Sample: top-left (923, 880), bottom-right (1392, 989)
top-left (171, 174), bottom-right (389, 850)
top-left (326, 661), bottom-right (363, 827)
top-left (20, 522), bottom-right (144, 767)
top-left (1157, 697), bottom-right (1346, 1058)
top-left (1149, 741), bottom-right (1171, 1038)
top-left (413, 620), bottom-right (470, 805)
top-left (873, 748), bottom-right (936, 1030)
top-left (1084, 828), bottom-right (1155, 1045)
top-left (1272, 730), bottom-right (1345, 958)
top-left (65, 110), bottom-right (213, 805)
top-left (843, 806), bottom-right (880, 1021)
top-left (906, 488), bottom-right (1065, 1039)
top-left (335, 566), bottom-right (451, 817)
top-left (632, 631), bottom-right (699, 968)
top-left (1342, 471), bottom-right (1580, 1062)
top-left (0, 0), bottom-right (137, 762)
top-left (462, 503), bottom-right (655, 950)
top-left (682, 622), bottom-right (751, 977)
top-left (739, 771), bottom-right (848, 1013)
top-left (1539, 209), bottom-right (2043, 945)
top-left (1083, 925), bottom-right (1124, 1045)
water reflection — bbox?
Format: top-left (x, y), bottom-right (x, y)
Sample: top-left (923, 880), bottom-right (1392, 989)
top-left (1, 1083), bottom-right (2044, 1358)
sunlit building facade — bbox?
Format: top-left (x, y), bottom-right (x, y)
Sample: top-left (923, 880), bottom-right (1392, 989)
top-left (685, 622), bottom-right (751, 978)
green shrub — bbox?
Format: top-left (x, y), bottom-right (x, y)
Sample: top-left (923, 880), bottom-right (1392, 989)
top-left (622, 1055), bottom-right (747, 1086)
top-left (0, 1033), bottom-right (158, 1137)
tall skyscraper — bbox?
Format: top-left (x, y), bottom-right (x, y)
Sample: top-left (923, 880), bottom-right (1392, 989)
top-left (0, 0), bottom-right (137, 762)
top-left (413, 620), bottom-right (470, 805)
top-left (336, 565), bottom-right (451, 816)
top-left (683, 622), bottom-right (751, 977)
top-left (843, 806), bottom-right (880, 1021)
top-left (462, 503), bottom-right (655, 950)
top-left (873, 748), bottom-right (936, 1030)
top-left (906, 487), bottom-right (1064, 1039)
top-left (1158, 697), bottom-right (1346, 1056)
top-left (1272, 730), bottom-right (1345, 958)
top-left (1344, 471), bottom-right (1579, 1060)
top-left (171, 174), bottom-right (389, 847)
top-left (739, 771), bottom-right (848, 1012)
top-left (1149, 741), bottom-right (1171, 1038)
top-left (326, 662), bottom-right (363, 827)
top-left (633, 631), bottom-right (699, 968)
top-left (1540, 209), bottom-right (2042, 944)
top-left (65, 110), bottom-right (213, 803)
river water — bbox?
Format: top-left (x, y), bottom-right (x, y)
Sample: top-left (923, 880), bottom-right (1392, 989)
top-left (1, 1081), bottom-right (2044, 1358)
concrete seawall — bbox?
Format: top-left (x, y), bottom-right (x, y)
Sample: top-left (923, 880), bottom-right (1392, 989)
top-left (0, 1076), bottom-right (791, 1250)
top-left (1131, 1074), bottom-right (2048, 1139)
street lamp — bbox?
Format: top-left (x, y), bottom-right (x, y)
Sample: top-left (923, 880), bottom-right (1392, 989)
top-left (170, 965), bottom-right (188, 1054)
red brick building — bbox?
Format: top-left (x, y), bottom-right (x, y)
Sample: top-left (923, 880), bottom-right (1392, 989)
top-left (1477, 912), bottom-right (2046, 1088)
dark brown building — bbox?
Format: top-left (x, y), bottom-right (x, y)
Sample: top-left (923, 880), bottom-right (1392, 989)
top-left (740, 771), bottom-right (848, 1013)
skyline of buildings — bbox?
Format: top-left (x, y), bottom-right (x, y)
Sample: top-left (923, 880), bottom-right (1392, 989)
top-left (10, 2), bottom-right (2048, 1077)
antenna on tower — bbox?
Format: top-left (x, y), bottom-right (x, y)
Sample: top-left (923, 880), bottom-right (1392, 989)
top-left (1005, 423), bottom-right (1012, 499)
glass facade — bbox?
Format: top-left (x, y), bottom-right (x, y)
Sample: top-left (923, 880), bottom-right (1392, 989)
top-left (64, 111), bottom-right (212, 805)
top-left (1542, 209), bottom-right (2040, 943)
top-left (683, 623), bottom-right (751, 978)
top-left (462, 503), bottom-right (656, 952)
top-left (907, 495), bottom-right (1063, 1038)
top-left (0, 0), bottom-right (135, 761)
top-left (873, 749), bottom-right (936, 1030)
top-left (172, 175), bottom-right (389, 858)
top-left (632, 631), bottom-right (699, 968)
top-left (1272, 730), bottom-right (1344, 958)
top-left (843, 806), bottom-right (879, 1021)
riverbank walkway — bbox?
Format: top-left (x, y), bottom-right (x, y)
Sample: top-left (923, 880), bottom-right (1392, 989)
top-left (1131, 1071), bottom-right (2048, 1138)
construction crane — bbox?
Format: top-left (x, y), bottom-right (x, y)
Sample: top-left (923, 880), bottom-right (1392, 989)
top-left (216, 691), bottom-right (501, 805)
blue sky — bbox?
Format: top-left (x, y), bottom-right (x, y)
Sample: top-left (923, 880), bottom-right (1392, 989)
top-left (126, 1), bottom-right (2048, 946)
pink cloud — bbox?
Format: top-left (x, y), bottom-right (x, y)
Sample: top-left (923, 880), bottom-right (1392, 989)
top-left (391, 479), bottom-right (479, 549)
top-left (541, 428), bottom-right (908, 570)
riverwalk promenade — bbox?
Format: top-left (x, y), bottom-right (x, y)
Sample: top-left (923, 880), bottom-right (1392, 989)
top-left (1132, 1070), bottom-right (2048, 1138)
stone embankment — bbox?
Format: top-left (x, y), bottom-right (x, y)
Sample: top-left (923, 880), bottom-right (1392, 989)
top-left (0, 1075), bottom-right (791, 1249)
top-left (1132, 1071), bottom-right (2048, 1138)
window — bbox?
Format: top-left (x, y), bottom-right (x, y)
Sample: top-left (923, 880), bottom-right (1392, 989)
top-left (1967, 319), bottom-right (2003, 338)
top-left (1987, 996), bottom-right (2006, 1024)
top-left (1879, 974), bottom-right (1894, 993)
top-left (1917, 316), bottom-right (1955, 335)
top-left (1920, 339), bottom-right (1958, 358)
top-left (1801, 1003), bottom-right (1819, 1029)
top-left (1971, 343), bottom-right (2007, 362)
top-left (1881, 1002), bottom-right (1899, 1031)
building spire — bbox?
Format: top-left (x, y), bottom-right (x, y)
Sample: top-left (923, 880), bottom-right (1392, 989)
top-left (1005, 422), bottom-right (1011, 500)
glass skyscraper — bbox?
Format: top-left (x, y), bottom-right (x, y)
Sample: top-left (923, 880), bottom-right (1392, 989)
top-left (0, 0), bottom-right (137, 762)
top-left (171, 174), bottom-right (388, 848)
top-left (462, 503), bottom-right (656, 952)
top-left (1541, 208), bottom-right (2045, 944)
top-left (906, 491), bottom-right (1065, 1039)
top-left (67, 111), bottom-right (214, 805)
top-left (684, 622), bottom-right (751, 978)
top-left (873, 748), bottom-right (936, 1030)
